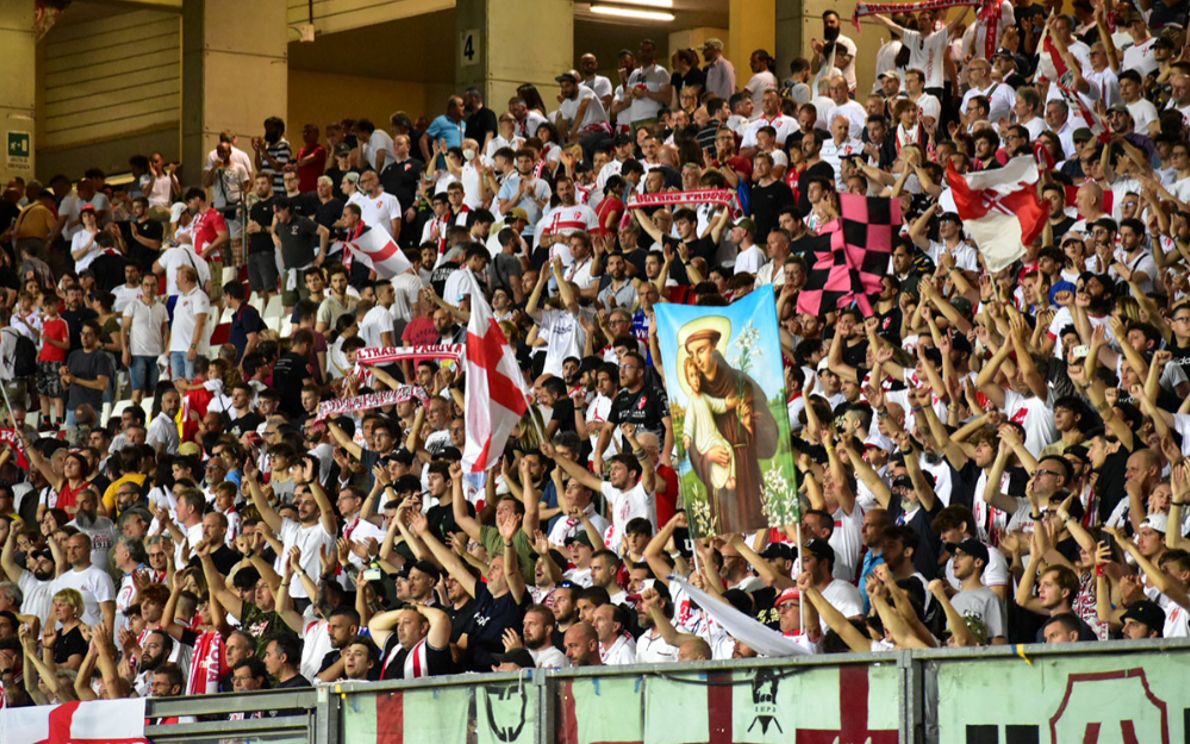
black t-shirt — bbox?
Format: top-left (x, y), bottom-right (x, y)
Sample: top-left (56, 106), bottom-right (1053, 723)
top-left (227, 409), bottom-right (264, 437)
top-left (463, 583), bottom-right (529, 672)
top-left (448, 599), bottom-right (477, 643)
top-left (465, 108), bottom-right (499, 146)
top-left (123, 218), bottom-right (165, 271)
top-left (61, 306), bottom-right (98, 352)
top-left (248, 196), bottom-right (277, 255)
top-left (796, 161), bottom-right (835, 215)
top-left (426, 499), bottom-right (475, 542)
top-left (380, 158), bottom-right (424, 214)
top-left (53, 625), bottom-right (87, 665)
top-left (273, 351), bottom-right (311, 416)
top-left (750, 180), bottom-right (795, 242)
top-left (609, 385), bottom-right (669, 439)
top-left (887, 497), bottom-right (943, 580)
top-left (660, 235), bottom-right (717, 285)
top-left (313, 197), bottom-right (344, 230)
top-left (274, 674), bottom-right (312, 688)
top-left (275, 215), bottom-right (319, 269)
top-left (550, 396), bottom-right (577, 434)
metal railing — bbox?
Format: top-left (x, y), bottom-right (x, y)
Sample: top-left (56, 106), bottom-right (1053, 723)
top-left (138, 638), bottom-right (1190, 743)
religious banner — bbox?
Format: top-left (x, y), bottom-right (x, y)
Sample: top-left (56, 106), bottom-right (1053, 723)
top-left (654, 291), bottom-right (799, 538)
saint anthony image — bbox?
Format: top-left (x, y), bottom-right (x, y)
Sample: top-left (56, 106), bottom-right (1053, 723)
top-left (679, 321), bottom-right (778, 533)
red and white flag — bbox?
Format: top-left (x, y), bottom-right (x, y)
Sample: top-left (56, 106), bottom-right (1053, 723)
top-left (461, 270), bottom-right (529, 475)
top-left (946, 155), bottom-right (1046, 273)
top-left (339, 224), bottom-right (411, 279)
top-left (0, 698), bottom-right (148, 744)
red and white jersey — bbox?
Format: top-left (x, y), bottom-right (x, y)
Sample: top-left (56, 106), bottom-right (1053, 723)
top-left (740, 114), bottom-right (800, 148)
top-left (536, 204), bottom-right (598, 264)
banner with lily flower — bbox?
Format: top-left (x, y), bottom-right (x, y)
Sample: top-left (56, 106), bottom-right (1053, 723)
top-left (655, 290), bottom-right (799, 538)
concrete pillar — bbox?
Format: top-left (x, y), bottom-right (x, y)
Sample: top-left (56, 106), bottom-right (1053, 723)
top-left (455, 0), bottom-right (573, 112)
top-left (0, 0), bottom-right (36, 185)
top-left (729, 0), bottom-right (775, 72)
top-left (182, 0), bottom-right (287, 186)
top-left (669, 26), bottom-right (729, 62)
top-left (777, 0), bottom-right (888, 97)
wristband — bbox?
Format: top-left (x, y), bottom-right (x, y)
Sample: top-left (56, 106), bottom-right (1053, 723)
top-left (1095, 564), bottom-right (1105, 577)
top-left (1030, 512), bottom-right (1042, 521)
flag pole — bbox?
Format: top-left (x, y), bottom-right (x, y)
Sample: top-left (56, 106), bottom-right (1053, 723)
top-left (796, 519), bottom-right (806, 633)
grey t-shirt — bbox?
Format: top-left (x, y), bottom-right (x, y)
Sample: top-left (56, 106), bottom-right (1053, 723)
top-left (66, 348), bottom-right (116, 410)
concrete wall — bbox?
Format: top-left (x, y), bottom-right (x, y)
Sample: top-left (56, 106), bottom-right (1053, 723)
top-left (287, 69), bottom-right (456, 132)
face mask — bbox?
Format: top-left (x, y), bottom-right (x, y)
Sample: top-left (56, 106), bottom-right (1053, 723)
top-left (462, 148), bottom-right (476, 162)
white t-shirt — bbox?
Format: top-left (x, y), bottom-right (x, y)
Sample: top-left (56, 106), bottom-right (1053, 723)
top-left (635, 628), bottom-right (679, 664)
top-left (1002, 389), bottom-right (1056, 457)
top-left (364, 129), bottom-right (396, 171)
top-left (625, 64), bottom-right (670, 123)
top-left (819, 578), bottom-right (864, 633)
top-left (735, 244), bottom-right (765, 275)
top-left (169, 287), bottom-right (211, 354)
top-left (51, 566), bottom-right (115, 625)
top-left (829, 504), bottom-right (865, 583)
top-left (359, 304), bottom-right (395, 348)
top-left (1126, 98), bottom-right (1159, 134)
top-left (900, 28), bottom-right (951, 89)
top-left (961, 82), bottom-right (1017, 125)
top-left (358, 191), bottom-right (401, 234)
top-left (123, 298), bottom-right (169, 357)
top-left (950, 585), bottom-right (1006, 639)
top-left (111, 285), bottom-right (142, 315)
top-left (559, 85), bottom-right (608, 131)
top-left (18, 571), bottom-right (54, 626)
top-left (600, 480), bottom-right (656, 549)
top-left (1122, 37), bottom-right (1159, 77)
top-left (826, 100), bottom-right (869, 140)
top-left (744, 70), bottom-right (780, 109)
top-left (158, 246), bottom-right (210, 297)
top-left (741, 115), bottom-right (801, 153)
top-left (276, 517), bottom-right (336, 599)
top-left (71, 229), bottom-right (103, 274)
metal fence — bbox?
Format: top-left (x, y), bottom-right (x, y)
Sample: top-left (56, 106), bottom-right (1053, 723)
top-left (143, 638), bottom-right (1190, 743)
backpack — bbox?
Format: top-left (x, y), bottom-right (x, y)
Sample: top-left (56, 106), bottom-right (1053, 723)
top-left (4, 329), bottom-right (36, 378)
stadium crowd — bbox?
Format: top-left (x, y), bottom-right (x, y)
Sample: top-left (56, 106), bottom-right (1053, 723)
top-left (1, 0), bottom-right (1190, 710)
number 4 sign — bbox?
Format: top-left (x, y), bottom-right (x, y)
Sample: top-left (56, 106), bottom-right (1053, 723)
top-left (459, 29), bottom-right (479, 68)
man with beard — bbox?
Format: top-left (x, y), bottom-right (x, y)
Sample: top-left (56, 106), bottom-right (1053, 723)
top-left (1, 528), bottom-right (55, 624)
top-left (127, 628), bottom-right (174, 696)
top-left (516, 604), bottom-right (567, 669)
top-left (253, 116), bottom-right (291, 193)
top-left (369, 604), bottom-right (455, 680)
top-left (200, 541), bottom-right (298, 657)
top-left (635, 583), bottom-right (680, 663)
top-left (305, 607), bottom-right (362, 682)
top-left (67, 489), bottom-right (116, 572)
top-left (551, 582), bottom-right (579, 635)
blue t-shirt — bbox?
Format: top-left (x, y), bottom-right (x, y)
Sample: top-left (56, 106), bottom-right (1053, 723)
top-left (425, 115), bottom-right (465, 167)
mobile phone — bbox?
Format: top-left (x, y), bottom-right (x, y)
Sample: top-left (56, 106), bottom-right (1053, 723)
top-left (1071, 344), bottom-right (1090, 360)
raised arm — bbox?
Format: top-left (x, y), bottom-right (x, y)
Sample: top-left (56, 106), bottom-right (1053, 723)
top-left (410, 509), bottom-right (477, 597)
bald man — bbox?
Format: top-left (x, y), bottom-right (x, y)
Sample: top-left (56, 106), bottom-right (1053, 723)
top-left (563, 622), bottom-right (602, 667)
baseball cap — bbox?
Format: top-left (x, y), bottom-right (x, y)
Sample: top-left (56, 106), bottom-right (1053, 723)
top-left (178, 442), bottom-right (202, 457)
top-left (1121, 600), bottom-right (1165, 631)
top-left (938, 211), bottom-right (962, 224)
top-left (733, 217), bottom-right (756, 234)
top-left (1107, 103), bottom-right (1129, 115)
top-left (804, 538), bottom-right (835, 565)
top-left (760, 542), bottom-right (795, 562)
top-left (891, 475), bottom-right (914, 491)
top-left (879, 70), bottom-right (901, 80)
top-left (565, 532), bottom-right (594, 549)
top-left (953, 538), bottom-right (989, 565)
top-left (774, 587), bottom-right (801, 607)
top-left (1072, 127), bottom-right (1094, 143)
top-left (863, 433), bottom-right (895, 453)
top-left (1140, 513), bottom-right (1168, 534)
top-left (555, 70), bottom-right (578, 84)
top-left (334, 142), bottom-right (352, 156)
top-left (80, 204), bottom-right (96, 215)
top-left (702, 38), bottom-right (724, 51)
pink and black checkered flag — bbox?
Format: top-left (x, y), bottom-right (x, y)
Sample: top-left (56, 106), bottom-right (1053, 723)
top-left (796, 194), bottom-right (901, 318)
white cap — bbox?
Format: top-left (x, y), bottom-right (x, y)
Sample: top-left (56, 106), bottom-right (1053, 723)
top-left (1140, 513), bottom-right (1168, 534)
top-left (918, 97), bottom-right (941, 122)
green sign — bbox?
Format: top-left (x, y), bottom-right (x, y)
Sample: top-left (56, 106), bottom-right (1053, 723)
top-left (6, 131), bottom-right (30, 172)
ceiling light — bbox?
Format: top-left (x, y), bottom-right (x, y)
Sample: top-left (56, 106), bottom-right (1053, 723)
top-left (614, 0), bottom-right (675, 6)
top-left (589, 4), bottom-right (675, 21)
